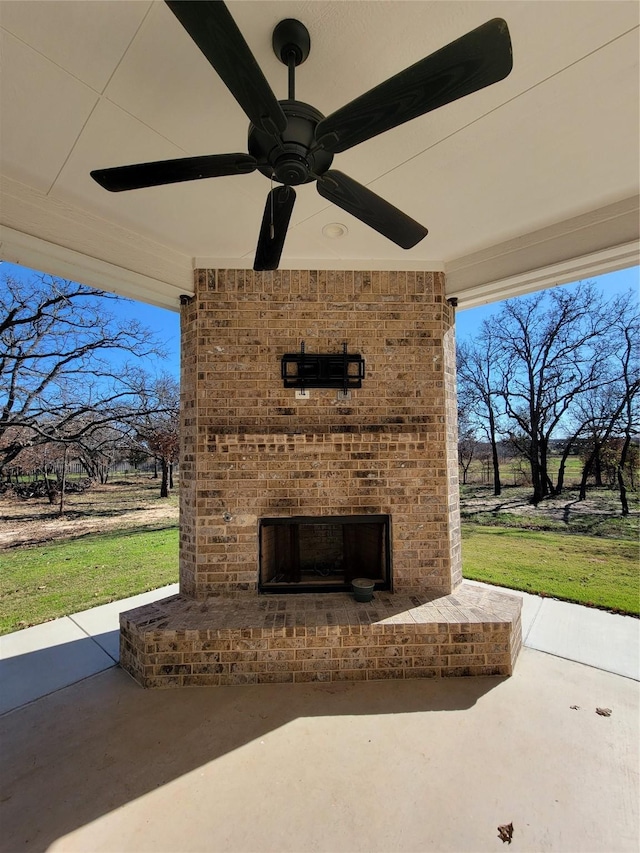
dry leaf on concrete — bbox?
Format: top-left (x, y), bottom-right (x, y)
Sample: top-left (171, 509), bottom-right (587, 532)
top-left (497, 822), bottom-right (514, 844)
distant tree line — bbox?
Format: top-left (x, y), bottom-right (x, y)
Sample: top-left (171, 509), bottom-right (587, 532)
top-left (457, 281), bottom-right (639, 514)
top-left (0, 273), bottom-right (180, 507)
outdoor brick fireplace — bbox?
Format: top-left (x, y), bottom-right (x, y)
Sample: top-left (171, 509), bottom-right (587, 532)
top-left (120, 269), bottom-right (521, 687)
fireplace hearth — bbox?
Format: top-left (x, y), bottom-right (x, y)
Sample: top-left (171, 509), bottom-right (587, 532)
top-left (120, 269), bottom-right (522, 687)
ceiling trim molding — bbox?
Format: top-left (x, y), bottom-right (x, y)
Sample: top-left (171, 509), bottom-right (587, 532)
top-left (449, 240), bottom-right (639, 311)
top-left (0, 174), bottom-right (193, 295)
top-left (446, 196), bottom-right (640, 308)
top-left (0, 225), bottom-right (189, 312)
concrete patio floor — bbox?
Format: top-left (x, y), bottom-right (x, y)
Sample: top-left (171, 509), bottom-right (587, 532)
top-left (1, 584), bottom-right (638, 852)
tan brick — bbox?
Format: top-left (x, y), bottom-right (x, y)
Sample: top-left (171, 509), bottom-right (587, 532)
top-left (295, 648), bottom-right (333, 660)
top-left (331, 669), bottom-right (367, 681)
top-left (256, 672), bottom-right (294, 684)
top-left (256, 649), bottom-right (296, 662)
top-left (409, 655), bottom-right (448, 667)
top-left (183, 674), bottom-right (221, 686)
top-left (446, 654), bottom-right (486, 667)
top-left (302, 659), bottom-right (335, 672)
top-left (220, 673), bottom-right (259, 685)
top-left (368, 668), bottom-right (406, 680)
top-left (375, 656), bottom-right (405, 669)
top-left (404, 667), bottom-right (440, 679)
top-left (294, 670), bottom-right (332, 683)
top-left (486, 653), bottom-right (512, 665)
top-left (371, 645), bottom-right (405, 657)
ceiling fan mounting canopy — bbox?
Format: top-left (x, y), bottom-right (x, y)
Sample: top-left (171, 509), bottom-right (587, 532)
top-left (90, 1), bottom-right (513, 271)
top-left (272, 18), bottom-right (310, 67)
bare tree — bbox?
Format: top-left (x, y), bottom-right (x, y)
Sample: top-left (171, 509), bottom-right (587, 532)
top-left (611, 301), bottom-right (640, 514)
top-left (72, 420), bottom-right (132, 484)
top-left (457, 326), bottom-right (504, 495)
top-left (490, 283), bottom-right (625, 504)
top-left (457, 403), bottom-right (478, 485)
top-left (131, 374), bottom-right (180, 498)
top-left (0, 273), bottom-right (166, 473)
top-left (565, 293), bottom-right (639, 512)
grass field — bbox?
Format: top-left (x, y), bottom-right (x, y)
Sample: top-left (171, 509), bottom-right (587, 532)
top-left (460, 454), bottom-right (618, 488)
top-left (0, 526), bottom-right (178, 634)
top-left (462, 524), bottom-right (639, 615)
top-left (0, 476), bottom-right (638, 633)
top-left (459, 481), bottom-right (639, 536)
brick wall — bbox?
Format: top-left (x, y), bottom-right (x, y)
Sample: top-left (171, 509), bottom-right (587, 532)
top-left (179, 269), bottom-right (462, 597)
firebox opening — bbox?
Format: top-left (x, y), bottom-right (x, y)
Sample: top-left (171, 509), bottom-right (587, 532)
top-left (259, 515), bottom-right (391, 593)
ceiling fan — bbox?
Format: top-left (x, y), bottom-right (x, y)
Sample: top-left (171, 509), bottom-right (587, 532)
top-left (91, 1), bottom-right (513, 271)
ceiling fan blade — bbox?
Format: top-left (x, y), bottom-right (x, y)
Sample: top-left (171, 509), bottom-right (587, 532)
top-left (165, 0), bottom-right (287, 137)
top-left (91, 153), bottom-right (257, 192)
top-left (254, 185), bottom-right (296, 271)
top-left (317, 170), bottom-right (427, 249)
top-left (315, 18), bottom-right (512, 154)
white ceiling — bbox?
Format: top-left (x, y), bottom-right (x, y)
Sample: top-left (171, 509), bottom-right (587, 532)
top-left (0, 0), bottom-right (638, 310)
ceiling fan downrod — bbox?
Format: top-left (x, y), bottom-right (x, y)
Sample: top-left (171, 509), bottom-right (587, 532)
top-left (272, 18), bottom-right (311, 101)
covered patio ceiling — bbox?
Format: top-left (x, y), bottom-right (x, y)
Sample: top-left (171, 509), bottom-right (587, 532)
top-left (0, 0), bottom-right (638, 311)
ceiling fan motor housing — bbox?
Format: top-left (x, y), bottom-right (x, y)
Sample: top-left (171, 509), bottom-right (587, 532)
top-left (248, 100), bottom-right (334, 186)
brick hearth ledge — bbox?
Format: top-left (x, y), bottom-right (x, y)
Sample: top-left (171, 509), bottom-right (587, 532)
top-left (121, 584), bottom-right (521, 687)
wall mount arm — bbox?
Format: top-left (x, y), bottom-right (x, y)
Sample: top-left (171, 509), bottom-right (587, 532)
top-left (281, 342), bottom-right (365, 391)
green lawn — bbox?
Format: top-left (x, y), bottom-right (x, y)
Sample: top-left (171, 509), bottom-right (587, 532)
top-left (462, 524), bottom-right (639, 615)
top-left (0, 526), bottom-right (178, 635)
top-left (461, 454), bottom-right (617, 487)
top-left (2, 495), bottom-right (638, 634)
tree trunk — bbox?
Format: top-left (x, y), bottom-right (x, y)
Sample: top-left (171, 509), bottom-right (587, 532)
top-left (42, 468), bottom-right (56, 505)
top-left (617, 468), bottom-right (629, 516)
top-left (578, 454), bottom-right (594, 501)
top-left (617, 432), bottom-right (632, 516)
top-left (59, 446), bottom-right (68, 515)
top-left (160, 457), bottom-right (169, 498)
top-left (529, 437), bottom-right (544, 505)
top-left (488, 409), bottom-right (501, 496)
top-left (539, 438), bottom-right (551, 500)
top-left (593, 443), bottom-right (603, 486)
top-left (169, 462), bottom-right (174, 490)
top-left (554, 436), bottom-right (579, 496)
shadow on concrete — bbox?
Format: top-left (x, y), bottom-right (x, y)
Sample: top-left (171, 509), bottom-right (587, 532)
top-left (0, 657), bottom-right (504, 852)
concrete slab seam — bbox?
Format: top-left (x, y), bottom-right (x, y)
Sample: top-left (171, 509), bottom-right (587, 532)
top-left (0, 665), bottom-right (118, 719)
top-left (68, 615), bottom-right (120, 664)
top-left (525, 645), bottom-right (640, 682)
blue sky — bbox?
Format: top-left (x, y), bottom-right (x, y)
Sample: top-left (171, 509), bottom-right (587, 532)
top-left (1, 261), bottom-right (637, 378)
top-left (455, 265), bottom-right (639, 344)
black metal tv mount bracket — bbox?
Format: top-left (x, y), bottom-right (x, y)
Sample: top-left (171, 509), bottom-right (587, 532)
top-left (281, 342), bottom-right (365, 393)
